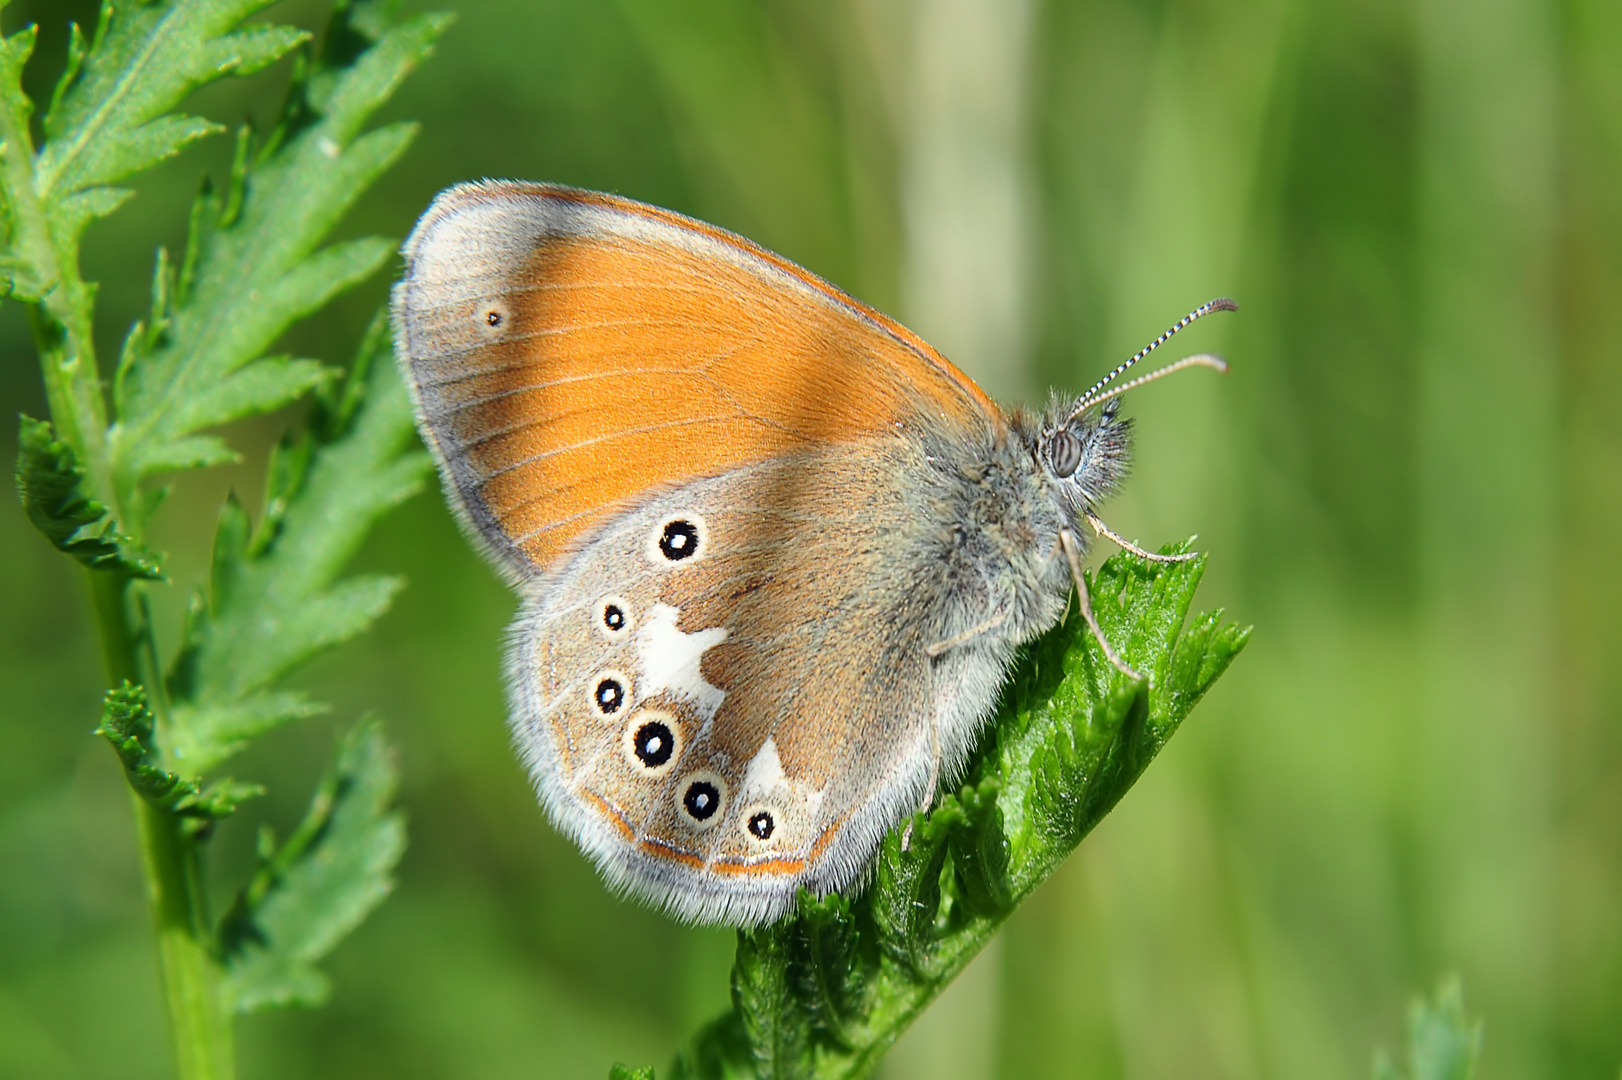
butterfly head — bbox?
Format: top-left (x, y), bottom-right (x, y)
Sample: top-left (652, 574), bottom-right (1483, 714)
top-left (1037, 396), bottom-right (1131, 514)
top-left (1034, 297), bottom-right (1237, 522)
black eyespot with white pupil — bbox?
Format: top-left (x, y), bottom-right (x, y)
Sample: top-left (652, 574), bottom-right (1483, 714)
top-left (602, 604), bottom-right (625, 631)
top-left (485, 310), bottom-right (502, 327)
top-left (747, 811), bottom-right (775, 840)
top-left (683, 780), bottom-right (721, 821)
top-left (594, 677), bottom-right (625, 715)
top-left (1049, 429), bottom-right (1083, 478)
top-left (659, 519), bottom-right (699, 561)
top-left (633, 721), bottom-right (674, 768)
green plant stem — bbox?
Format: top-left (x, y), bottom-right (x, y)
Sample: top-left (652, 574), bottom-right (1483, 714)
top-left (91, 570), bottom-right (236, 1079)
top-left (0, 100), bottom-right (113, 505)
top-left (9, 97), bottom-right (236, 1080)
top-left (82, 446), bottom-right (234, 1080)
top-left (89, 572), bottom-right (142, 684)
top-left (134, 795), bottom-right (234, 1080)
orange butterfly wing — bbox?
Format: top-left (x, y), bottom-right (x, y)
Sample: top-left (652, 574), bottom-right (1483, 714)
top-left (392, 182), bottom-right (1001, 575)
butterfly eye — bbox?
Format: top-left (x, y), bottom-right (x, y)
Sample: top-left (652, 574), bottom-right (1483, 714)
top-left (1047, 429), bottom-right (1083, 479)
top-left (622, 712), bottom-right (682, 776)
top-left (591, 672), bottom-right (628, 716)
top-left (594, 596), bottom-right (633, 641)
top-left (745, 809), bottom-right (775, 842)
top-left (647, 513), bottom-right (707, 564)
top-left (675, 771), bottom-right (727, 828)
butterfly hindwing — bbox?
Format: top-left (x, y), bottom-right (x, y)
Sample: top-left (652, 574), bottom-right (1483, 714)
top-left (510, 438), bottom-right (997, 923)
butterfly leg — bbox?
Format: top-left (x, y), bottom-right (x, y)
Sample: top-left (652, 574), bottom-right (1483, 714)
top-left (901, 717), bottom-right (945, 852)
top-left (1086, 511), bottom-right (1198, 563)
top-left (925, 610), bottom-right (1009, 657)
top-left (1059, 528), bottom-right (1143, 680)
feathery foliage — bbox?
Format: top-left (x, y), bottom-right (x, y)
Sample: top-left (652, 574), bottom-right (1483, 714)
top-left (220, 718), bottom-right (407, 1012)
top-left (1, 1), bottom-right (445, 1076)
top-left (165, 314), bottom-right (431, 774)
top-left (96, 681), bottom-right (263, 824)
top-left (15, 414), bottom-right (163, 577)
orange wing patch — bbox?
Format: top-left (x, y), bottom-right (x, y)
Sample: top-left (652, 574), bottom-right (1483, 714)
top-left (393, 183), bottom-right (1000, 575)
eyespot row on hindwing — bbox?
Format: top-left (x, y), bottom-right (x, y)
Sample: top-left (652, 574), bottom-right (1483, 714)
top-left (590, 513), bottom-right (789, 844)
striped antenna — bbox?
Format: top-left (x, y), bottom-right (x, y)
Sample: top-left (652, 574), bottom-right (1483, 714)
top-left (1068, 297), bottom-right (1237, 422)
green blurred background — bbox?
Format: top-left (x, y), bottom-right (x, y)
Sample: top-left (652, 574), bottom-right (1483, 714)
top-left (3, 0), bottom-right (1618, 1076)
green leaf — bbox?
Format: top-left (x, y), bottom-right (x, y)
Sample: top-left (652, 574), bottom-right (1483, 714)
top-left (108, 0), bottom-right (451, 508)
top-left (94, 682), bottom-right (259, 823)
top-left (734, 922), bottom-right (809, 1080)
top-left (672, 547), bottom-right (1248, 1080)
top-left (219, 718), bottom-right (406, 1012)
top-left (14, 415), bottom-right (162, 578)
top-left (610, 1067), bottom-right (658, 1080)
top-left (1373, 979), bottom-right (1483, 1080)
top-left (34, 0), bottom-right (308, 251)
top-left (165, 312), bottom-right (432, 774)
top-left (0, 19), bottom-right (46, 303)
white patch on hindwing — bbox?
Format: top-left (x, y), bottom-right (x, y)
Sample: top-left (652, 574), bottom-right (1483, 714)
top-left (636, 602), bottom-right (728, 722)
top-left (740, 736), bottom-right (786, 796)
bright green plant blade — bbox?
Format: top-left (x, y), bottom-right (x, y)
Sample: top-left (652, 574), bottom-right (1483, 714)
top-left (636, 546), bottom-right (1248, 1080)
top-left (219, 718), bottom-right (407, 1012)
top-left (36, 0), bottom-right (306, 243)
top-left (611, 1067), bottom-right (659, 1080)
top-left (1373, 980), bottom-right (1483, 1080)
top-left (108, 1), bottom-right (449, 515)
top-left (95, 682), bottom-right (262, 823)
top-left (14, 416), bottom-right (163, 578)
top-left (166, 313), bottom-right (432, 774)
top-left (4, 0), bottom-right (445, 1073)
top-left (1, 0), bottom-right (307, 304)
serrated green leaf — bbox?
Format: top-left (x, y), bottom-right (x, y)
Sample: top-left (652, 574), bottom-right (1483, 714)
top-left (109, 6), bottom-right (449, 503)
top-left (171, 355), bottom-right (336, 435)
top-left (733, 923), bottom-right (809, 1080)
top-left (127, 432), bottom-right (241, 475)
top-left (792, 892), bottom-right (864, 1052)
top-left (219, 718), bottom-right (405, 1012)
top-left (14, 415), bottom-right (162, 578)
top-left (674, 547), bottom-right (1248, 1080)
top-left (167, 691), bottom-right (327, 772)
top-left (37, 1), bottom-right (307, 210)
top-left (165, 314), bottom-right (431, 773)
top-left (94, 682), bottom-right (257, 822)
top-left (0, 20), bottom-right (48, 304)
top-left (610, 1066), bottom-right (658, 1080)
top-left (1373, 979), bottom-right (1483, 1080)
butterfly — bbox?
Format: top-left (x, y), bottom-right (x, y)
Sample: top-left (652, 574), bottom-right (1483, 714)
top-left (391, 181), bottom-right (1231, 925)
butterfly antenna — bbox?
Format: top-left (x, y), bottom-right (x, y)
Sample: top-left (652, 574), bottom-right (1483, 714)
top-left (1078, 352), bottom-right (1230, 412)
top-left (1069, 297), bottom-right (1237, 422)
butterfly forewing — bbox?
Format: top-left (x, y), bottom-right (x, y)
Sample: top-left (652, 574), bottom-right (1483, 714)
top-left (392, 181), bottom-right (1000, 577)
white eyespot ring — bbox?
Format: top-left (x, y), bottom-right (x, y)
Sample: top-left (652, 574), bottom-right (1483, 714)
top-left (623, 711), bottom-right (682, 777)
top-left (674, 769), bottom-right (728, 830)
top-left (588, 669), bottom-right (632, 718)
top-left (645, 512), bottom-right (708, 566)
top-left (594, 596), bottom-right (633, 642)
top-left (740, 804), bottom-right (780, 846)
